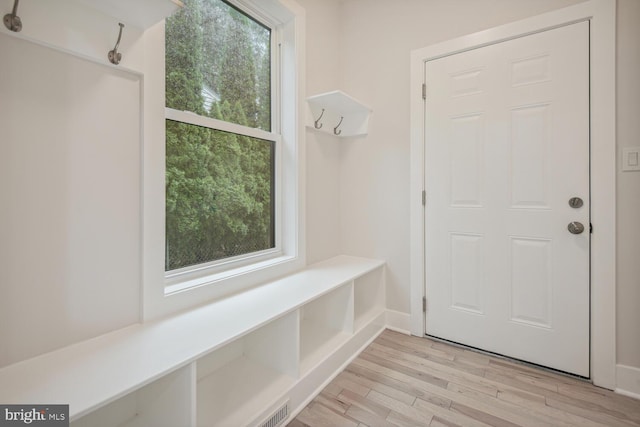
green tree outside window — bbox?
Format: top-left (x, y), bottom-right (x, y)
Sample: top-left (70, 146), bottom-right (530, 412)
top-left (165, 0), bottom-right (274, 271)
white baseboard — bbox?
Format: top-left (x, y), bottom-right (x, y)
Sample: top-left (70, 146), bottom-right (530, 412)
top-left (385, 309), bottom-right (411, 335)
top-left (615, 364), bottom-right (640, 400)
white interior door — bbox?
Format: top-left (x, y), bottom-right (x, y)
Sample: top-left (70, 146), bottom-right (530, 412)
top-left (424, 21), bottom-right (590, 376)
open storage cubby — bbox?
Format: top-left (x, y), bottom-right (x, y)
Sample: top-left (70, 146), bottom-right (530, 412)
top-left (196, 311), bottom-right (298, 427)
top-left (299, 284), bottom-right (353, 375)
top-left (354, 267), bottom-right (386, 331)
top-left (70, 365), bottom-right (194, 427)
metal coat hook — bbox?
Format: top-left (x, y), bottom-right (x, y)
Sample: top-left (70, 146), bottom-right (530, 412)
top-left (314, 108), bottom-right (325, 129)
top-left (333, 116), bottom-right (344, 135)
top-left (108, 23), bottom-right (125, 65)
top-left (3, 0), bottom-right (22, 32)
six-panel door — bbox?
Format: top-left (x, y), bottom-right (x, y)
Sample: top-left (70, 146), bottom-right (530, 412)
top-left (424, 21), bottom-right (590, 376)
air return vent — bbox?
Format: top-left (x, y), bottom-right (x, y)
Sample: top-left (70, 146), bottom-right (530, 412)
top-left (257, 400), bottom-right (289, 427)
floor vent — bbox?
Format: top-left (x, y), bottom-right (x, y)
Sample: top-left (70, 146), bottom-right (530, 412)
top-left (258, 400), bottom-right (289, 427)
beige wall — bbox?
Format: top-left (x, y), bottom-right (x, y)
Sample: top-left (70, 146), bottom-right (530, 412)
top-left (298, 0), bottom-right (344, 265)
top-left (303, 0), bottom-right (640, 370)
top-left (616, 0), bottom-right (640, 368)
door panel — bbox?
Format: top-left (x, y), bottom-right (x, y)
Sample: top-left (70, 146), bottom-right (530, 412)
top-left (425, 22), bottom-right (589, 376)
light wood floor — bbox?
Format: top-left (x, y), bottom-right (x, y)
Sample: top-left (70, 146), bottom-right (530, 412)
top-left (288, 329), bottom-right (640, 427)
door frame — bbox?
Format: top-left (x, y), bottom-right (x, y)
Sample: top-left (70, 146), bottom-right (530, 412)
top-left (409, 0), bottom-right (616, 389)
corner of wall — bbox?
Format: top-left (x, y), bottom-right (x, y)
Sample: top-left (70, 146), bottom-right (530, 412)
top-left (615, 364), bottom-right (640, 400)
top-left (385, 310), bottom-right (411, 335)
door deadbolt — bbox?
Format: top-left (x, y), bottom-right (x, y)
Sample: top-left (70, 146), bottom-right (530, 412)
top-left (568, 197), bottom-right (584, 208)
top-left (568, 221), bottom-right (585, 234)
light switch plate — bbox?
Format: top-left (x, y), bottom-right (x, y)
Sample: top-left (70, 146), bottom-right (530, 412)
top-left (622, 147), bottom-right (640, 172)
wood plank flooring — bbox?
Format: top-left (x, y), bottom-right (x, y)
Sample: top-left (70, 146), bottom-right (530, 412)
top-left (288, 329), bottom-right (640, 427)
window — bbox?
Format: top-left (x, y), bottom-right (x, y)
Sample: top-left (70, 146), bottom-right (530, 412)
top-left (165, 0), bottom-right (279, 274)
top-left (144, 0), bottom-right (302, 317)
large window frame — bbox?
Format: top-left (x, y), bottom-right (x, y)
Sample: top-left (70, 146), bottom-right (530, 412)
top-left (142, 0), bottom-right (306, 320)
top-left (164, 1), bottom-right (283, 286)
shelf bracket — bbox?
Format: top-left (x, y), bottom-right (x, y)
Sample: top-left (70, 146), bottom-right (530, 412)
top-left (333, 116), bottom-right (344, 136)
top-left (108, 23), bottom-right (125, 65)
top-left (313, 108), bottom-right (325, 129)
top-left (3, 0), bottom-right (22, 32)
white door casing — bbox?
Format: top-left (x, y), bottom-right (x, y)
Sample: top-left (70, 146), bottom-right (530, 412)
top-left (424, 22), bottom-right (589, 376)
top-left (409, 0), bottom-right (616, 388)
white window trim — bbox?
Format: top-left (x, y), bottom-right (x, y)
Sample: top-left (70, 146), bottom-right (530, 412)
top-left (409, 0), bottom-right (616, 389)
top-left (164, 108), bottom-right (284, 286)
top-left (143, 0), bottom-right (306, 321)
top-left (165, 109), bottom-right (279, 143)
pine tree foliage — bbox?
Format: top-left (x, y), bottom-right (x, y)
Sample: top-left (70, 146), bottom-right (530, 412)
top-left (165, 0), bottom-right (274, 271)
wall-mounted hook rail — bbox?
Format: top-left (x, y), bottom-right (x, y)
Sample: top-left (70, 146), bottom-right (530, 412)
top-left (108, 23), bottom-right (125, 65)
top-left (333, 116), bottom-right (344, 136)
top-left (3, 0), bottom-right (22, 32)
top-left (314, 108), bottom-right (325, 129)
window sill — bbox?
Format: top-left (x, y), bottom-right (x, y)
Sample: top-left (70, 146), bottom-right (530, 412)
top-left (165, 254), bottom-right (297, 296)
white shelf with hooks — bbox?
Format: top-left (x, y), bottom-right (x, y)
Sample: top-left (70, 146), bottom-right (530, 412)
top-left (307, 90), bottom-right (372, 138)
top-left (74, 0), bottom-right (183, 30)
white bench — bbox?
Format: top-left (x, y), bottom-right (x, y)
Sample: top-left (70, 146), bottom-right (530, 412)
top-left (0, 255), bottom-right (386, 427)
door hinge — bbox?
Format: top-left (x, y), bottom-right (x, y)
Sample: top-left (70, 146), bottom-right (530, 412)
top-left (422, 190), bottom-right (426, 206)
top-left (422, 296), bottom-right (427, 313)
top-left (422, 83), bottom-right (426, 100)
top-left (590, 223), bottom-right (593, 234)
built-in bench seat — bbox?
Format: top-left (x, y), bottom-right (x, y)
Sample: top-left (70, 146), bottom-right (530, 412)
top-left (0, 255), bottom-right (386, 427)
